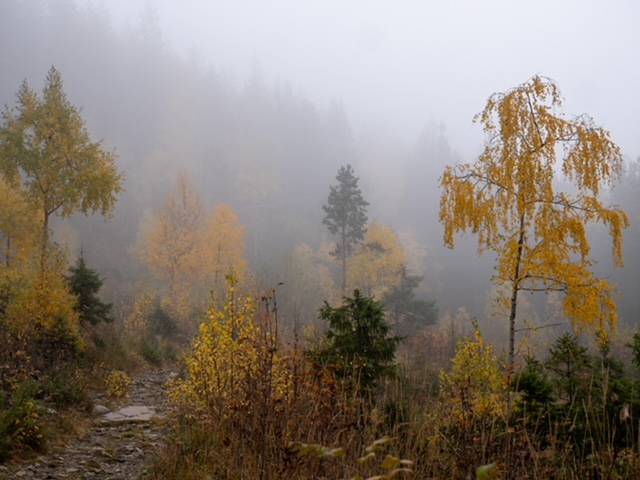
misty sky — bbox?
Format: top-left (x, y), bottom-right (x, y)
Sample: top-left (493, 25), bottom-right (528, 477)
top-left (83, 0), bottom-right (639, 161)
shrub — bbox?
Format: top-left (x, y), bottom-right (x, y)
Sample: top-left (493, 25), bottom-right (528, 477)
top-left (160, 275), bottom-right (292, 477)
top-left (37, 363), bottom-right (91, 410)
top-left (0, 382), bottom-right (44, 461)
top-left (105, 370), bottom-right (132, 399)
top-left (436, 325), bottom-right (510, 477)
top-left (148, 304), bottom-right (176, 337)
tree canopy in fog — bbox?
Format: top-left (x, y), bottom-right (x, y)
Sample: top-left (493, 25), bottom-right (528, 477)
top-left (439, 76), bottom-right (629, 368)
top-left (0, 0), bottom-right (637, 331)
top-left (1, 2), bottom-right (640, 476)
top-left (0, 67), bottom-right (123, 256)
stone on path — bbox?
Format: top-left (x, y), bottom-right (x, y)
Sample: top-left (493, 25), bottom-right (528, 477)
top-left (102, 405), bottom-right (156, 423)
top-left (93, 404), bottom-right (110, 415)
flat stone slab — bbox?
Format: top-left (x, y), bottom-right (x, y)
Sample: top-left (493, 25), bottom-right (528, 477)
top-left (93, 404), bottom-right (110, 415)
top-left (102, 405), bottom-right (156, 423)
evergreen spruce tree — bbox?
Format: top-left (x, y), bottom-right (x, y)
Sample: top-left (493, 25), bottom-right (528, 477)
top-left (322, 164), bottom-right (369, 295)
top-left (66, 251), bottom-right (113, 329)
top-left (512, 355), bottom-right (555, 424)
top-left (381, 266), bottom-right (438, 336)
top-left (545, 333), bottom-right (592, 405)
top-left (311, 289), bottom-right (401, 393)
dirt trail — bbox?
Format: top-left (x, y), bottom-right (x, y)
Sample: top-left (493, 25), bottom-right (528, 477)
top-left (0, 370), bottom-right (174, 480)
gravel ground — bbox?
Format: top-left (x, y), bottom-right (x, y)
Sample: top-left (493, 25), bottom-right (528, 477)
top-left (0, 370), bottom-right (175, 480)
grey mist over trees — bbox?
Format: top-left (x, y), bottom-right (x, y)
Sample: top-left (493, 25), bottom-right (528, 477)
top-left (4, 3), bottom-right (640, 477)
top-left (0, 0), bottom-right (639, 346)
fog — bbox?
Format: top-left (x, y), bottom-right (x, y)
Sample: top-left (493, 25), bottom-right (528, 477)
top-left (1, 0), bottom-right (639, 341)
top-left (99, 0), bottom-right (640, 160)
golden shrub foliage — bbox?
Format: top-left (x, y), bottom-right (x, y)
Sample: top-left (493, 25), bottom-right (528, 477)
top-left (439, 75), bottom-right (628, 341)
top-left (105, 370), bottom-right (132, 399)
top-left (439, 327), bottom-right (509, 421)
top-left (3, 249), bottom-right (79, 340)
top-left (168, 275), bottom-right (292, 417)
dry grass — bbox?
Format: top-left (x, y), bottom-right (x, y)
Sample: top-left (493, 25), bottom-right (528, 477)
top-left (145, 328), bottom-right (640, 480)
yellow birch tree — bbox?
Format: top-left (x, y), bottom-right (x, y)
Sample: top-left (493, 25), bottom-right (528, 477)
top-left (146, 171), bottom-right (204, 323)
top-left (439, 75), bottom-right (628, 369)
top-left (0, 66), bottom-right (123, 260)
top-left (202, 203), bottom-right (247, 300)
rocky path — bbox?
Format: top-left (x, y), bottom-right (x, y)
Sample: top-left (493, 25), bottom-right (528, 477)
top-left (0, 370), bottom-right (175, 480)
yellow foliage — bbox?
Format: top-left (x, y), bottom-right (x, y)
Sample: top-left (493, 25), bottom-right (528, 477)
top-left (476, 462), bottom-right (499, 480)
top-left (146, 171), bottom-right (204, 294)
top-left (105, 370), bottom-right (132, 399)
top-left (124, 288), bottom-right (154, 340)
top-left (168, 275), bottom-right (292, 417)
top-left (160, 288), bottom-right (193, 331)
top-left (439, 75), bottom-right (628, 346)
top-left (11, 398), bottom-right (43, 447)
top-left (348, 221), bottom-right (406, 298)
top-left (0, 178), bottom-right (41, 267)
top-left (145, 179), bottom-right (250, 327)
top-left (3, 249), bottom-right (80, 343)
top-left (202, 203), bottom-right (248, 299)
top-left (0, 67), bottom-right (123, 254)
top-left (439, 328), bottom-right (509, 421)
top-left (145, 171), bottom-right (206, 327)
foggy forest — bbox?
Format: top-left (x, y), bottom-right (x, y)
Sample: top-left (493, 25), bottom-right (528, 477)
top-left (1, 1), bottom-right (639, 479)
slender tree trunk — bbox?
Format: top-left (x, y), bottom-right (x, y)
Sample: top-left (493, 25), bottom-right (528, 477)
top-left (568, 361), bottom-right (573, 404)
top-left (341, 226), bottom-right (346, 296)
top-left (214, 243), bottom-right (221, 292)
top-left (40, 210), bottom-right (50, 274)
top-left (5, 236), bottom-right (10, 267)
top-left (508, 213), bottom-right (526, 373)
top-left (506, 216), bottom-right (525, 480)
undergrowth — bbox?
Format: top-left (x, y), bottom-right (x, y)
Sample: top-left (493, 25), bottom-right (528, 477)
top-left (147, 296), bottom-right (640, 480)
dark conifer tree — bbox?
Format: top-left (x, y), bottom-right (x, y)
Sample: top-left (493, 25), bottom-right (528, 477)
top-left (322, 164), bottom-right (369, 295)
top-left (545, 333), bottom-right (592, 405)
top-left (66, 250), bottom-right (113, 329)
top-left (311, 289), bottom-right (401, 393)
top-left (381, 266), bottom-right (438, 336)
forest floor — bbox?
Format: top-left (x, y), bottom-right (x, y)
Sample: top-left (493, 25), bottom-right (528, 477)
top-left (0, 369), bottom-right (175, 480)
